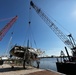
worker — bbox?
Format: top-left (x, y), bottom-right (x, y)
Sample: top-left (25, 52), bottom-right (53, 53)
top-left (36, 58), bottom-right (40, 68)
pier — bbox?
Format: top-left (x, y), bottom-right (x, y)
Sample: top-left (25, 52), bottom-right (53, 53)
top-left (0, 64), bottom-right (65, 75)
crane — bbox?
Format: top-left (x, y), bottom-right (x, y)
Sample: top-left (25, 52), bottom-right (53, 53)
top-left (30, 1), bottom-right (76, 56)
top-left (0, 16), bottom-right (18, 41)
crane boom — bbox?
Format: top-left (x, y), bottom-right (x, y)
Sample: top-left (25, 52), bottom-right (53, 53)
top-left (30, 1), bottom-right (76, 56)
top-left (0, 16), bottom-right (18, 41)
top-left (30, 1), bottom-right (72, 48)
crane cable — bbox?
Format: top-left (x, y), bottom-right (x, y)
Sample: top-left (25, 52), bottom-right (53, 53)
top-left (29, 1), bottom-right (37, 48)
top-left (5, 32), bottom-right (13, 57)
top-left (42, 9), bottom-right (71, 34)
top-left (29, 2), bottom-right (37, 48)
top-left (23, 0), bottom-right (37, 48)
top-left (41, 9), bottom-right (76, 43)
top-left (4, 18), bottom-right (16, 56)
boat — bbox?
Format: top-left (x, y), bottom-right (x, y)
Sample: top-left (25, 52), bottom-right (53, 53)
top-left (0, 44), bottom-right (42, 68)
top-left (9, 45), bottom-right (38, 60)
top-left (9, 45), bottom-right (39, 68)
top-left (56, 61), bottom-right (76, 75)
top-left (56, 47), bottom-right (76, 75)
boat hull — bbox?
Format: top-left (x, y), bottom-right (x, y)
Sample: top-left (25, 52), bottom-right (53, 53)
top-left (10, 46), bottom-right (38, 60)
top-left (56, 62), bottom-right (76, 75)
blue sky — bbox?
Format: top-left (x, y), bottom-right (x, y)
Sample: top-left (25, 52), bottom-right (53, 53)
top-left (0, 0), bottom-right (76, 56)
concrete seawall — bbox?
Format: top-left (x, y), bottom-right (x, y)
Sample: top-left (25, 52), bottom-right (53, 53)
top-left (0, 64), bottom-right (65, 75)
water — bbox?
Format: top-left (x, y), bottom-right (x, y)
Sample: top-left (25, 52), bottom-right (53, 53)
top-left (32, 57), bottom-right (57, 71)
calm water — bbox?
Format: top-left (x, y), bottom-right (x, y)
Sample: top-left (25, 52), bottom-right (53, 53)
top-left (32, 58), bottom-right (57, 71)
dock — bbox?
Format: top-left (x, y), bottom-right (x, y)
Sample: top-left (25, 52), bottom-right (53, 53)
top-left (0, 64), bottom-right (65, 75)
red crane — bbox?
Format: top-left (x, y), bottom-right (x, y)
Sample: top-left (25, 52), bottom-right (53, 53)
top-left (0, 16), bottom-right (18, 41)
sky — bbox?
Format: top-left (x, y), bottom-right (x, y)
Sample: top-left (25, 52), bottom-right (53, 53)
top-left (0, 0), bottom-right (76, 56)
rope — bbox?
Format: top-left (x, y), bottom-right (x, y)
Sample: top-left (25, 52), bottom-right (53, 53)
top-left (23, 26), bottom-right (30, 46)
top-left (5, 32), bottom-right (13, 56)
top-left (4, 17), bottom-right (17, 56)
top-left (23, 1), bottom-right (37, 48)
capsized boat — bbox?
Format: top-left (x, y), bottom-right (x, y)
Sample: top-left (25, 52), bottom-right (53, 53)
top-left (10, 45), bottom-right (38, 59)
top-left (9, 45), bottom-right (42, 68)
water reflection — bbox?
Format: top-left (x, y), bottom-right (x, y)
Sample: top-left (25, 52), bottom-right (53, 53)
top-left (32, 58), bottom-right (57, 71)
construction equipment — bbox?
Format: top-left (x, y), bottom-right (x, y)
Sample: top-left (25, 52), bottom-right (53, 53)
top-left (30, 1), bottom-right (76, 56)
top-left (0, 16), bottom-right (18, 41)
